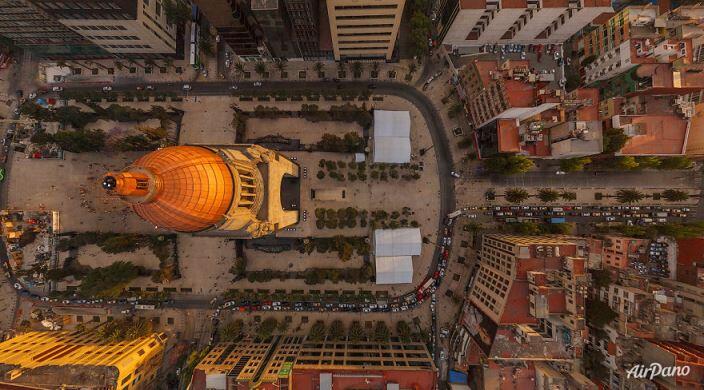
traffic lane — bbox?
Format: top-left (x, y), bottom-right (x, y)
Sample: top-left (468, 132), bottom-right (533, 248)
top-left (487, 170), bottom-right (697, 189)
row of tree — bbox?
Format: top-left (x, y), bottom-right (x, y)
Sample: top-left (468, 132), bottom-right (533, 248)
top-left (308, 320), bottom-right (415, 342)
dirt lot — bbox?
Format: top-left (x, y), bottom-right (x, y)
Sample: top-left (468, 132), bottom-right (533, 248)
top-left (59, 244), bottom-right (161, 270)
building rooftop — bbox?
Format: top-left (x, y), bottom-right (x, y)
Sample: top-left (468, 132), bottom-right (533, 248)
top-left (675, 238), bottom-right (704, 287)
top-left (615, 114), bottom-right (688, 155)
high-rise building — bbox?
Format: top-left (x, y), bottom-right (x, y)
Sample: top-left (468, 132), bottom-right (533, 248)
top-left (440, 0), bottom-right (613, 49)
top-left (193, 0), bottom-right (265, 61)
top-left (102, 145), bottom-right (299, 238)
top-left (27, 0), bottom-right (178, 57)
top-left (190, 336), bottom-right (437, 389)
top-left (325, 0), bottom-right (406, 60)
top-left (0, 330), bottom-right (167, 389)
top-left (250, 0), bottom-right (302, 59)
top-left (0, 0), bottom-right (107, 58)
top-left (282, 0), bottom-right (333, 59)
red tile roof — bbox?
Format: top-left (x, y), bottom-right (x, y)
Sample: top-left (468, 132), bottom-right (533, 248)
top-left (497, 119), bottom-right (521, 153)
top-left (499, 281), bottom-right (539, 325)
top-left (618, 114), bottom-right (688, 155)
top-left (291, 368), bottom-right (437, 390)
top-left (504, 79), bottom-right (536, 108)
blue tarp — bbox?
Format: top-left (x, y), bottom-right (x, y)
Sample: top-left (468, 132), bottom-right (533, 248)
top-left (550, 217), bottom-right (566, 224)
top-left (449, 370), bottom-right (468, 384)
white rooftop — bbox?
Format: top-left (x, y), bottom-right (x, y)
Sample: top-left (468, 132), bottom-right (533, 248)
top-left (375, 256), bottom-right (413, 284)
top-left (373, 110), bottom-right (411, 163)
top-left (374, 228), bottom-right (422, 257)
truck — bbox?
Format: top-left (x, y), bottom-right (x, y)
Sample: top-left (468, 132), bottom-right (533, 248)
top-left (447, 210), bottom-right (462, 219)
top-left (135, 304), bottom-right (156, 310)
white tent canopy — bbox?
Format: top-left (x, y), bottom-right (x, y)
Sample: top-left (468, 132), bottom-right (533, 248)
top-left (374, 228), bottom-right (422, 257)
top-left (373, 110), bottom-right (411, 163)
top-left (375, 256), bottom-right (413, 284)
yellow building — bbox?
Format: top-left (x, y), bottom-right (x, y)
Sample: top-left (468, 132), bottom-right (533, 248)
top-left (0, 330), bottom-right (167, 389)
top-left (103, 145), bottom-right (299, 238)
top-left (325, 0), bottom-right (406, 60)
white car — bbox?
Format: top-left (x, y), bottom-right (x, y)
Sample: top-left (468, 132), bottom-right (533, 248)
top-left (229, 85), bottom-right (238, 90)
top-left (102, 86), bottom-right (112, 92)
top-left (13, 283), bottom-right (21, 290)
top-left (145, 85), bottom-right (154, 90)
top-left (555, 171), bottom-right (566, 175)
top-left (28, 92), bottom-right (37, 99)
top-left (51, 86), bottom-right (63, 92)
top-left (450, 171), bottom-right (461, 178)
top-left (253, 81), bottom-right (262, 87)
top-left (182, 84), bottom-right (192, 91)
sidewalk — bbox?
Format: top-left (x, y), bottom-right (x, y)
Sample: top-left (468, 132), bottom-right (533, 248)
top-left (37, 56), bottom-right (425, 86)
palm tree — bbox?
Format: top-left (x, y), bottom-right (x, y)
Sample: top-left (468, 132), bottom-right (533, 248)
top-left (314, 62), bottom-right (324, 77)
top-left (351, 61), bottom-right (363, 78)
top-left (371, 62), bottom-right (380, 77)
top-left (662, 189), bottom-right (689, 202)
top-left (328, 320), bottom-right (345, 340)
top-left (274, 60), bottom-right (287, 77)
top-left (538, 188), bottom-right (560, 202)
top-left (408, 62), bottom-right (418, 74)
top-left (254, 61), bottom-right (267, 77)
top-left (308, 321), bottom-right (326, 341)
top-left (348, 321), bottom-right (366, 342)
top-left (616, 189), bottom-right (645, 204)
top-left (336, 61), bottom-right (346, 77)
top-left (233, 62), bottom-right (246, 79)
top-left (505, 188), bottom-right (530, 204)
top-left (373, 321), bottom-right (390, 341)
top-left (560, 191), bottom-right (577, 201)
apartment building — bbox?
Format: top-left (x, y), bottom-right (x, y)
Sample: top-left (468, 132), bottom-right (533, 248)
top-left (251, 0), bottom-right (302, 59)
top-left (29, 0), bottom-right (178, 57)
top-left (579, 6), bottom-right (695, 84)
top-left (0, 330), bottom-right (167, 389)
top-left (440, 0), bottom-right (613, 49)
top-left (325, 0), bottom-right (406, 60)
top-left (602, 235), bottom-right (649, 269)
top-left (0, 0), bottom-right (106, 58)
top-left (657, 5), bottom-right (704, 63)
top-left (190, 336), bottom-right (436, 389)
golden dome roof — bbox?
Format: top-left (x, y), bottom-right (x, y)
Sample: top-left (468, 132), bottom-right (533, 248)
top-left (109, 146), bottom-right (235, 232)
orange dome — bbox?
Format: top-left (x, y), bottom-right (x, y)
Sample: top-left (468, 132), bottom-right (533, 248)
top-left (116, 146), bottom-right (235, 232)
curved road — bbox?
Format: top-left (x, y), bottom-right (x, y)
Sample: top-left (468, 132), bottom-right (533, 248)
top-left (39, 80), bottom-right (457, 306)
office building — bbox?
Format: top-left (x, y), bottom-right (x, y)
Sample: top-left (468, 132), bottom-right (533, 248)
top-left (325, 0), bottom-right (406, 60)
top-left (440, 0), bottom-right (613, 49)
top-left (0, 0), bottom-right (106, 58)
top-left (193, 0), bottom-right (265, 61)
top-left (282, 0), bottom-right (333, 59)
top-left (27, 0), bottom-right (178, 57)
top-left (190, 336), bottom-right (436, 389)
top-left (250, 0), bottom-right (302, 59)
top-left (0, 329), bottom-right (167, 389)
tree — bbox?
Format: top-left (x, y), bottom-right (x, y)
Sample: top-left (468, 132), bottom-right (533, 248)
top-left (254, 61), bottom-right (267, 77)
top-left (221, 320), bottom-right (244, 341)
top-left (162, 0), bottom-right (191, 26)
top-left (274, 59), bottom-right (287, 76)
top-left (538, 188), bottom-right (559, 202)
top-left (410, 10), bottom-right (431, 57)
top-left (233, 62), bottom-right (247, 79)
top-left (351, 61), bottom-right (363, 77)
top-left (257, 318), bottom-right (278, 339)
top-left (505, 188), bottom-right (530, 204)
top-left (408, 62), bottom-right (418, 74)
top-left (636, 156), bottom-right (661, 169)
top-left (560, 191), bottom-right (577, 201)
top-left (348, 321), bottom-right (366, 341)
top-left (586, 299), bottom-right (618, 328)
top-left (308, 321), bottom-right (326, 341)
top-left (484, 154), bottom-right (534, 175)
top-left (616, 156), bottom-right (639, 170)
top-left (659, 156), bottom-right (693, 170)
top-left (560, 157), bottom-right (591, 172)
top-left (329, 320), bottom-right (345, 340)
top-left (314, 62), bottom-right (324, 76)
top-left (616, 189), bottom-right (644, 204)
top-left (603, 128), bottom-right (629, 153)
top-left (199, 31), bottom-right (215, 57)
top-left (662, 189), bottom-right (689, 202)
top-left (396, 320), bottom-right (412, 342)
top-left (590, 269), bottom-right (611, 289)
top-left (373, 321), bottom-right (390, 341)
top-left (78, 261), bottom-right (140, 298)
